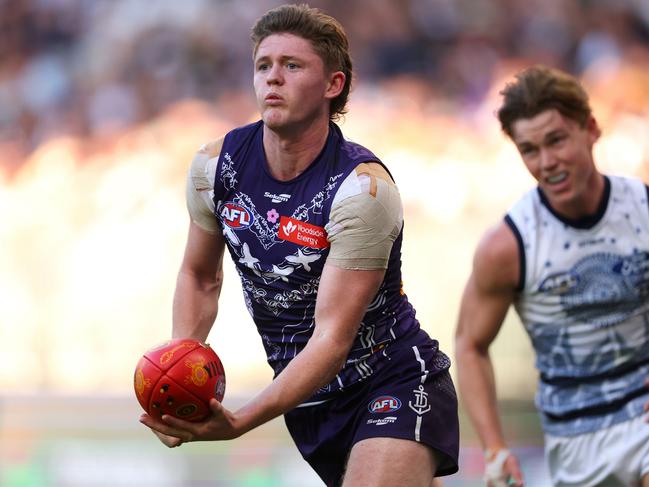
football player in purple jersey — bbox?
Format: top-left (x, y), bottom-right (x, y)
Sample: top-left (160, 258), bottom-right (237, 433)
top-left (140, 4), bottom-right (458, 487)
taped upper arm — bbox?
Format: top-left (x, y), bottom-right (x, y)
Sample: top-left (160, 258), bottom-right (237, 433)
top-left (185, 138), bottom-right (224, 234)
top-left (325, 162), bottom-right (403, 270)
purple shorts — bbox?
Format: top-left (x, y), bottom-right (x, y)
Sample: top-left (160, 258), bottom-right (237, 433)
top-left (283, 331), bottom-right (459, 486)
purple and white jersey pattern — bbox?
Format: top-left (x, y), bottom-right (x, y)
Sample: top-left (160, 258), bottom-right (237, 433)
top-left (507, 175), bottom-right (649, 435)
top-left (212, 121), bottom-right (428, 403)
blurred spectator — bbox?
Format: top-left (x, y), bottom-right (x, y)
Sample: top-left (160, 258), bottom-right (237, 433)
top-left (0, 0), bottom-right (648, 162)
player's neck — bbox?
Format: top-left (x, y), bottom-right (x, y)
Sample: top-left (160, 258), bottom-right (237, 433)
top-left (548, 171), bottom-right (607, 221)
top-left (263, 119), bottom-right (330, 181)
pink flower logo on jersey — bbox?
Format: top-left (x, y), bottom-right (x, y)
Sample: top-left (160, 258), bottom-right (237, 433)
top-left (267, 208), bottom-right (279, 223)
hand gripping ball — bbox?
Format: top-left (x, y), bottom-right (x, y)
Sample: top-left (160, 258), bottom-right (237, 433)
top-left (134, 339), bottom-right (226, 422)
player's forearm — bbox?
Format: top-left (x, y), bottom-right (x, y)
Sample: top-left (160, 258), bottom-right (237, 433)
top-left (231, 265), bottom-right (380, 437)
top-left (172, 268), bottom-right (223, 341)
top-left (233, 330), bottom-right (351, 435)
top-left (456, 342), bottom-right (508, 451)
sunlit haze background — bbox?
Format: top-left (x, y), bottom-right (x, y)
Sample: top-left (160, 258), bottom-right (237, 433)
top-left (1, 0), bottom-right (648, 485)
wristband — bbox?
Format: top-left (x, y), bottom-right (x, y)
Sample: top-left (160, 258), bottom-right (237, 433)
top-left (484, 448), bottom-right (514, 486)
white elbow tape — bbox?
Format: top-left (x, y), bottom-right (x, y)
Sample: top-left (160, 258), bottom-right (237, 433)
top-left (484, 449), bottom-right (512, 486)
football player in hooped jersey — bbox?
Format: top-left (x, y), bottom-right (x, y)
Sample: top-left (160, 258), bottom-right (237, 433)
top-left (139, 4), bottom-right (459, 486)
top-left (455, 65), bottom-right (649, 487)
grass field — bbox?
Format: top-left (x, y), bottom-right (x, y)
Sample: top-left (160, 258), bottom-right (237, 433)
top-left (0, 394), bottom-right (550, 486)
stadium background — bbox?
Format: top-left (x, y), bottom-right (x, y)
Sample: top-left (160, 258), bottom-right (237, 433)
top-left (1, 0), bottom-right (648, 485)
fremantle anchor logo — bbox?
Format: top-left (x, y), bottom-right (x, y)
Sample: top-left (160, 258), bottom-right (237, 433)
top-left (408, 385), bottom-right (431, 415)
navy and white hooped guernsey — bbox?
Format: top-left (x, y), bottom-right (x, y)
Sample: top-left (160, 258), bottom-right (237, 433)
top-left (506, 175), bottom-right (649, 436)
top-left (212, 120), bottom-right (447, 404)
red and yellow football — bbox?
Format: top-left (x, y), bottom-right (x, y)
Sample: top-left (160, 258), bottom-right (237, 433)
top-left (134, 338), bottom-right (226, 422)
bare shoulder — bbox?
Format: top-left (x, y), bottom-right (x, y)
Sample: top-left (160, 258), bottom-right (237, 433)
top-left (472, 220), bottom-right (520, 293)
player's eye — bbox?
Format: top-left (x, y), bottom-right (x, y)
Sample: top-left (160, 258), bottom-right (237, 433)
top-left (548, 134), bottom-right (566, 146)
top-left (519, 146), bottom-right (537, 156)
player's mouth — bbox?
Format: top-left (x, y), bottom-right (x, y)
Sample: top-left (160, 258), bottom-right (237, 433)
top-left (265, 93), bottom-right (284, 105)
top-left (543, 171), bottom-right (571, 194)
top-left (545, 171), bottom-right (568, 185)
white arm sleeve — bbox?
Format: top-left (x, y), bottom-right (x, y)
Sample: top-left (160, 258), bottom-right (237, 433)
top-left (325, 162), bottom-right (403, 270)
top-left (185, 139), bottom-right (223, 234)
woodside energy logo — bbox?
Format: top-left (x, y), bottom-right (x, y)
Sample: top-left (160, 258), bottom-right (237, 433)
top-left (278, 216), bottom-right (329, 249)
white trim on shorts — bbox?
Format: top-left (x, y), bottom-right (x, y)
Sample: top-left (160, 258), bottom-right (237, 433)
top-left (296, 398), bottom-right (333, 408)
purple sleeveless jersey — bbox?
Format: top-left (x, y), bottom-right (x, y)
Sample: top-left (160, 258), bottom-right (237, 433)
top-left (212, 121), bottom-right (442, 403)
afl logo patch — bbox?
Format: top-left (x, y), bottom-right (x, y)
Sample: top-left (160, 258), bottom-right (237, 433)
top-left (368, 395), bottom-right (401, 413)
top-left (220, 202), bottom-right (254, 230)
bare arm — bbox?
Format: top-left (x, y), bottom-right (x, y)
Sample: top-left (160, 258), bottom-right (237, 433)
top-left (140, 220), bottom-right (226, 446)
top-left (454, 221), bottom-right (523, 484)
top-left (232, 264), bottom-right (385, 433)
top-left (173, 138), bottom-right (226, 341)
top-left (172, 221), bottom-right (226, 341)
top-left (144, 263), bottom-right (385, 443)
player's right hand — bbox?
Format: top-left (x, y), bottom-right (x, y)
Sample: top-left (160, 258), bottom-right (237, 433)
top-left (484, 448), bottom-right (524, 487)
top-left (140, 398), bottom-right (243, 448)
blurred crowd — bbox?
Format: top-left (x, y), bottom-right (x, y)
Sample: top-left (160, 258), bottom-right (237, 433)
top-left (1, 0), bottom-right (649, 169)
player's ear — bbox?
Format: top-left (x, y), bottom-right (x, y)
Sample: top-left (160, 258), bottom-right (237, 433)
top-left (585, 116), bottom-right (601, 143)
top-left (325, 71), bottom-right (345, 100)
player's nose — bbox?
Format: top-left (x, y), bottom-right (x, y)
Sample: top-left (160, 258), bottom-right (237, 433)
top-left (539, 148), bottom-right (558, 170)
top-left (266, 63), bottom-right (283, 84)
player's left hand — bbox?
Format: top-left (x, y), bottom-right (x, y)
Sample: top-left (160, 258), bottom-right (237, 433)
top-left (484, 449), bottom-right (524, 487)
top-left (140, 399), bottom-right (241, 446)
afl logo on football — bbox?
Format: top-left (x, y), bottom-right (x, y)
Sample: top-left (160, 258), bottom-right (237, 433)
top-left (220, 202), bottom-right (254, 230)
top-left (368, 395), bottom-right (401, 413)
